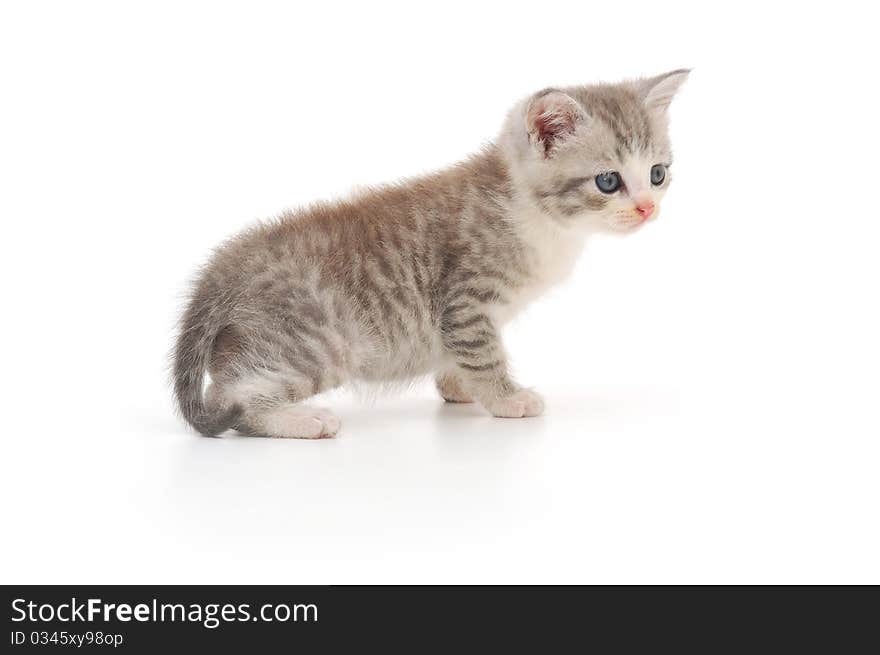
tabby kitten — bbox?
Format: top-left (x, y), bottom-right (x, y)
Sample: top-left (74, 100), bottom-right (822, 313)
top-left (173, 70), bottom-right (689, 438)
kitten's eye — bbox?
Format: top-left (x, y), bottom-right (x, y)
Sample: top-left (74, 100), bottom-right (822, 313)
top-left (651, 164), bottom-right (667, 186)
top-left (595, 171), bottom-right (621, 193)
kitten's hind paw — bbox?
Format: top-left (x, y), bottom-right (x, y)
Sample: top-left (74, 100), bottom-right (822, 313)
top-left (258, 405), bottom-right (341, 439)
top-left (485, 389), bottom-right (544, 418)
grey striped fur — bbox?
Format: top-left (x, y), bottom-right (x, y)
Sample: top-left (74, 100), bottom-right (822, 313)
top-left (173, 70), bottom-right (689, 438)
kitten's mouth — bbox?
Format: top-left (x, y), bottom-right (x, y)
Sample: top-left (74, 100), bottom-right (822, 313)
top-left (609, 216), bottom-right (648, 232)
top-left (608, 207), bottom-right (661, 232)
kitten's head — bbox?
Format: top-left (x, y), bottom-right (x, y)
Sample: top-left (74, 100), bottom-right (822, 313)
top-left (501, 70), bottom-right (689, 233)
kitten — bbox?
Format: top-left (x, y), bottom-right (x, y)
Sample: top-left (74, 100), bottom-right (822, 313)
top-left (173, 70), bottom-right (690, 438)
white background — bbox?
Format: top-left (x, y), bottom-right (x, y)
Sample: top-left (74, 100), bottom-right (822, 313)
top-left (1, 1), bottom-right (878, 584)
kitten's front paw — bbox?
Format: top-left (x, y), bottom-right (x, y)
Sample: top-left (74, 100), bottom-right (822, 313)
top-left (485, 389), bottom-right (544, 418)
top-left (436, 374), bottom-right (475, 404)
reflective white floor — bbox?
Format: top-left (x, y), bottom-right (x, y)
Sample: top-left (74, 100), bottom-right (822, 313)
top-left (5, 371), bottom-right (878, 584)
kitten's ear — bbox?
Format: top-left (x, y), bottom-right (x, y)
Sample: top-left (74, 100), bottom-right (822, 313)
top-left (526, 90), bottom-right (585, 158)
top-left (639, 69), bottom-right (690, 118)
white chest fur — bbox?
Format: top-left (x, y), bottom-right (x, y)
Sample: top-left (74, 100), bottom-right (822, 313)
top-left (494, 209), bottom-right (589, 324)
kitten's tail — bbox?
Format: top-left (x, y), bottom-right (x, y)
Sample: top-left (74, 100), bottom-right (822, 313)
top-left (172, 298), bottom-right (242, 437)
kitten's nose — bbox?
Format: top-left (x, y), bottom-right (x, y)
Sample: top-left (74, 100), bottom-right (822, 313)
top-left (635, 201), bottom-right (655, 219)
